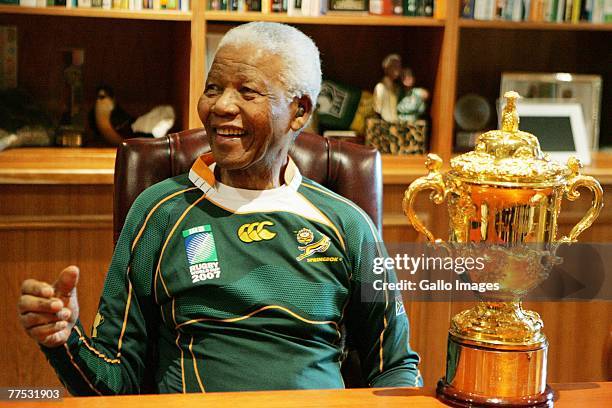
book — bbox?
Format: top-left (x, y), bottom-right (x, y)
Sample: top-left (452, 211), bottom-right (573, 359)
top-left (402, 0), bottom-right (416, 15)
top-left (78, 0), bottom-right (92, 6)
top-left (20, 0), bottom-right (46, 6)
top-left (287, 0), bottom-right (304, 15)
top-left (564, 0), bottom-right (573, 21)
top-left (571, 0), bottom-right (581, 21)
top-left (416, 0), bottom-right (424, 15)
top-left (474, 0), bottom-right (487, 19)
top-left (0, 25), bottom-right (17, 90)
top-left (556, 0), bottom-right (565, 20)
top-left (328, 0), bottom-right (367, 11)
top-left (434, 0), bottom-right (445, 17)
top-left (271, 0), bottom-right (283, 11)
top-left (370, 0), bottom-right (393, 15)
top-left (591, 0), bottom-right (603, 21)
top-left (461, 0), bottom-right (476, 18)
top-left (392, 0), bottom-right (402, 14)
top-left (582, 0), bottom-right (593, 19)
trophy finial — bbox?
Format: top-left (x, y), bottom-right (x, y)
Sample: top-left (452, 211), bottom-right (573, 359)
top-left (502, 91), bottom-right (521, 133)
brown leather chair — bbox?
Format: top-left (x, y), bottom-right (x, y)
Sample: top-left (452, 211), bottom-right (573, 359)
top-left (113, 128), bottom-right (383, 389)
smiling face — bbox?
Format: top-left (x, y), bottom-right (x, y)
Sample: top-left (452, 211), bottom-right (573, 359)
top-left (198, 44), bottom-right (299, 183)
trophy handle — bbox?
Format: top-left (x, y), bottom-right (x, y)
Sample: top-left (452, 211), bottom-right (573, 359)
top-left (559, 159), bottom-right (604, 243)
top-left (402, 153), bottom-right (447, 243)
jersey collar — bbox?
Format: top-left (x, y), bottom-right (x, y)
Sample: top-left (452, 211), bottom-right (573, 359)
top-left (188, 152), bottom-right (303, 201)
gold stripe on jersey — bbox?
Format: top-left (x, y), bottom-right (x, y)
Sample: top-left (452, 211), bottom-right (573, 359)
top-left (131, 187), bottom-right (200, 252)
top-left (176, 332), bottom-right (185, 394)
top-left (63, 343), bottom-right (102, 396)
top-left (73, 326), bottom-right (120, 364)
top-left (172, 298), bottom-right (178, 327)
top-left (301, 181), bottom-right (390, 375)
top-left (116, 282), bottom-right (133, 359)
top-left (154, 192), bottom-right (207, 303)
top-left (376, 250), bottom-right (390, 374)
top-left (176, 304), bottom-right (342, 341)
top-left (115, 187), bottom-right (198, 358)
top-left (189, 335), bottom-right (206, 393)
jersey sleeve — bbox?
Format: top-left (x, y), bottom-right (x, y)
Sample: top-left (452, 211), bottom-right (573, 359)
top-left (41, 186), bottom-right (169, 395)
top-left (343, 212), bottom-right (422, 388)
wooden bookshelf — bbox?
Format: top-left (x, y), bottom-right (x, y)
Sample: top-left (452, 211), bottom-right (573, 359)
top-left (0, 5), bottom-right (192, 20)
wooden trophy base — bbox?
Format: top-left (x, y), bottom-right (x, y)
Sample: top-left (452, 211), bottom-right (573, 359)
top-left (437, 380), bottom-right (554, 407)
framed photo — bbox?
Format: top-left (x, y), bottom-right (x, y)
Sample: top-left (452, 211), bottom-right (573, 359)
top-left (500, 72), bottom-right (602, 151)
top-left (514, 101), bottom-right (591, 165)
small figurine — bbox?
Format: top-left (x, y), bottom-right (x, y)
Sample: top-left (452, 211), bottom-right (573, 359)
top-left (373, 53), bottom-right (402, 123)
top-left (92, 85), bottom-right (176, 146)
top-left (92, 85), bottom-right (135, 146)
top-left (396, 68), bottom-right (429, 123)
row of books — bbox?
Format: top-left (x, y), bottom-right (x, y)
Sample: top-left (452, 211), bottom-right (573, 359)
top-left (461, 0), bottom-right (612, 23)
top-left (1, 0), bottom-right (190, 10)
top-left (207, 0), bottom-right (436, 17)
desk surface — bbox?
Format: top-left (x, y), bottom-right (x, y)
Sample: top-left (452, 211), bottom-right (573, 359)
top-left (1, 383), bottom-right (610, 408)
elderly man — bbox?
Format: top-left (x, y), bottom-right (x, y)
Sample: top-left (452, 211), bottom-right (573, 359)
top-left (18, 22), bottom-right (421, 395)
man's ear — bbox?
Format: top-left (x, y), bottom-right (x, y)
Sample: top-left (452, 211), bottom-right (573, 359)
top-left (290, 95), bottom-right (313, 132)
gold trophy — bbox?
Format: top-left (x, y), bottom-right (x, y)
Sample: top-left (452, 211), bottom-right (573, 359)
top-left (403, 92), bottom-right (603, 407)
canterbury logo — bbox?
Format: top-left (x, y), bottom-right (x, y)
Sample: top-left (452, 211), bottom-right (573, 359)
top-left (238, 221), bottom-right (277, 243)
top-left (297, 236), bottom-right (331, 261)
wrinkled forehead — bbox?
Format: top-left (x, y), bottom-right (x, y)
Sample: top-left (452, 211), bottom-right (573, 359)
top-left (211, 44), bottom-right (286, 82)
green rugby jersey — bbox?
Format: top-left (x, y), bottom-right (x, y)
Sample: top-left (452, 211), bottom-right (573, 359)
top-left (42, 154), bottom-right (421, 395)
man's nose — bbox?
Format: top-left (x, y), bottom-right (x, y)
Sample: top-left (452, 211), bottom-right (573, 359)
top-left (212, 88), bottom-right (240, 116)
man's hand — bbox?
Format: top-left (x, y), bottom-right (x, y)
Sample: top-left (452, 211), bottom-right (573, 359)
top-left (18, 266), bottom-right (80, 348)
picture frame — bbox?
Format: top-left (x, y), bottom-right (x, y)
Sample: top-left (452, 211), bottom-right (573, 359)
top-left (513, 101), bottom-right (591, 165)
top-left (500, 72), bottom-right (602, 151)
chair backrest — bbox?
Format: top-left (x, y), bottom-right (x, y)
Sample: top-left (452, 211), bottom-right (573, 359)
top-left (113, 128), bottom-right (382, 243)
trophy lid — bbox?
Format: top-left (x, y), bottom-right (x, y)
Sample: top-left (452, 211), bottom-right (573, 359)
top-left (450, 91), bottom-right (569, 186)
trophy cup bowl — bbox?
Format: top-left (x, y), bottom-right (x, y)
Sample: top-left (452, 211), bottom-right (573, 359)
top-left (403, 92), bottom-right (604, 407)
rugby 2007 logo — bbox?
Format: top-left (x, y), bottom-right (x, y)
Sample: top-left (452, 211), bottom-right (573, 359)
top-left (237, 221), bottom-right (277, 243)
top-left (183, 225), bottom-right (221, 284)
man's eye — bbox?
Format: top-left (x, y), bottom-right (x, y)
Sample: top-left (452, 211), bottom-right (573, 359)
top-left (204, 84), bottom-right (221, 96)
top-left (240, 87), bottom-right (261, 99)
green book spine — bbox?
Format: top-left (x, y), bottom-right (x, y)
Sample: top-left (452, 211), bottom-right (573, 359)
top-left (551, 0), bottom-right (558, 19)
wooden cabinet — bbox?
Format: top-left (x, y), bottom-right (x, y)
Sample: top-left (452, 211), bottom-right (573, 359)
top-left (1, 1), bottom-right (611, 392)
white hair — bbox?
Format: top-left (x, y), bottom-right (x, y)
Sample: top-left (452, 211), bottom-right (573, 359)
top-left (217, 22), bottom-right (322, 104)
